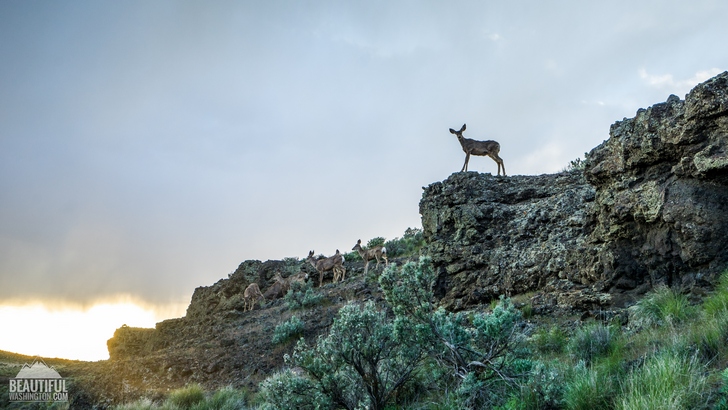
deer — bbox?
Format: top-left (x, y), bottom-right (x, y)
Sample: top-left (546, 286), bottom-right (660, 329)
top-left (449, 123), bottom-right (506, 176)
top-left (352, 239), bottom-right (388, 274)
top-left (307, 250), bottom-right (346, 287)
top-left (263, 271), bottom-right (306, 299)
top-left (243, 282), bottom-right (264, 311)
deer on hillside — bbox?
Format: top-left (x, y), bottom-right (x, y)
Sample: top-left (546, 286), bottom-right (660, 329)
top-left (263, 271), bottom-right (308, 299)
top-left (449, 123), bottom-right (506, 176)
top-left (307, 250), bottom-right (346, 287)
top-left (352, 239), bottom-right (388, 274)
top-left (243, 282), bottom-right (264, 311)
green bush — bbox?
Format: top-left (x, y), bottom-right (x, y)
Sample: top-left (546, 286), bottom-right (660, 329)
top-left (563, 361), bottom-right (617, 410)
top-left (567, 322), bottom-right (620, 365)
top-left (272, 316), bottom-right (304, 345)
top-left (616, 352), bottom-right (709, 410)
top-left (532, 325), bottom-right (567, 355)
top-left (384, 227), bottom-right (425, 258)
top-left (629, 285), bottom-right (695, 328)
top-left (168, 383), bottom-right (205, 409)
top-left (380, 258), bottom-right (528, 408)
top-left (268, 301), bottom-right (426, 410)
top-left (284, 280), bottom-right (323, 310)
top-left (714, 367), bottom-right (728, 410)
top-left (206, 386), bottom-right (247, 410)
top-left (703, 271), bottom-right (728, 317)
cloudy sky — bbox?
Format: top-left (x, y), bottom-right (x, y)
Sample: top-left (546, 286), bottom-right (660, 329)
top-left (1, 1), bottom-right (727, 311)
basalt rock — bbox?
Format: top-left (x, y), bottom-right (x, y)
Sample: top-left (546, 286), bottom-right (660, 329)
top-left (421, 71), bottom-right (728, 313)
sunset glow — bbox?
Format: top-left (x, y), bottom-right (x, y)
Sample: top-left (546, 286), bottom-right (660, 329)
top-left (0, 299), bottom-right (186, 361)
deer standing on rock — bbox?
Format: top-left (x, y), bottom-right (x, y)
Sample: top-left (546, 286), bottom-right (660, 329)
top-left (307, 250), bottom-right (346, 287)
top-left (352, 239), bottom-right (388, 274)
top-left (449, 123), bottom-right (506, 176)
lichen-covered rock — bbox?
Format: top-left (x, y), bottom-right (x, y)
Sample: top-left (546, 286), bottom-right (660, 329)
top-left (420, 171), bottom-right (601, 311)
top-left (421, 71), bottom-right (728, 312)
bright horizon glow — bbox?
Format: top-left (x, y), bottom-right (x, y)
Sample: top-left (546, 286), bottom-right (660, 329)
top-left (0, 299), bottom-right (187, 361)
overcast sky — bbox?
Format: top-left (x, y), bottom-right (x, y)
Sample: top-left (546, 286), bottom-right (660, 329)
top-left (1, 0), bottom-right (726, 309)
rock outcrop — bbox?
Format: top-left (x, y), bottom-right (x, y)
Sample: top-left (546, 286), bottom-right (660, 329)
top-left (420, 71), bottom-right (728, 313)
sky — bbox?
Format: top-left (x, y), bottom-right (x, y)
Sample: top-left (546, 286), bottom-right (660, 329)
top-left (1, 1), bottom-right (727, 360)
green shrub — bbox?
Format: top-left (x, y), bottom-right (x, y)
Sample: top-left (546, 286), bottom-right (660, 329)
top-left (506, 360), bottom-right (565, 410)
top-left (532, 325), bottom-right (567, 355)
top-left (703, 271), bottom-right (728, 317)
top-left (383, 227), bottom-right (425, 258)
top-left (563, 361), bottom-right (617, 410)
top-left (284, 280), bottom-right (323, 310)
top-left (271, 301), bottom-right (426, 410)
top-left (168, 383), bottom-right (205, 409)
top-left (567, 322), bottom-right (620, 365)
top-left (206, 386), bottom-right (247, 410)
top-left (629, 285), bottom-right (695, 328)
top-left (272, 316), bottom-right (304, 345)
top-left (714, 367), bottom-right (728, 410)
top-left (616, 352), bottom-right (709, 410)
top-left (380, 259), bottom-right (528, 408)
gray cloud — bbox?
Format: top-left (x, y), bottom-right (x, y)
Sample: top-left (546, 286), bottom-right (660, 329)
top-left (1, 0), bottom-right (726, 306)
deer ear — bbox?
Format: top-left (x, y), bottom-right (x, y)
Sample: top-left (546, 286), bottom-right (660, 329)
top-left (461, 124), bottom-right (466, 132)
top-left (449, 128), bottom-right (456, 134)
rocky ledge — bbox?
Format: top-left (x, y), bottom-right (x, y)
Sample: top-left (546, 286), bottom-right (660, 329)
top-left (421, 71), bottom-right (728, 314)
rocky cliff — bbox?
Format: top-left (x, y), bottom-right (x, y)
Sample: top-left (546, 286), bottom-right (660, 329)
top-left (86, 71), bottom-right (728, 407)
top-left (420, 71), bottom-right (728, 314)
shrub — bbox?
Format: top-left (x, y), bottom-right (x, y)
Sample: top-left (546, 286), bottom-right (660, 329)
top-left (269, 302), bottom-right (426, 410)
top-left (616, 352), bottom-right (709, 410)
top-left (272, 316), bottom-right (304, 345)
top-left (168, 383), bottom-right (205, 409)
top-left (207, 386), bottom-right (247, 410)
top-left (714, 367), bottom-right (728, 410)
top-left (259, 368), bottom-right (329, 410)
top-left (629, 285), bottom-right (695, 328)
top-left (703, 271), bottom-right (728, 317)
top-left (380, 258), bottom-right (529, 408)
top-left (563, 361), bottom-right (617, 410)
top-left (383, 227), bottom-right (425, 258)
top-left (532, 325), bottom-right (567, 355)
top-left (284, 280), bottom-right (323, 310)
top-left (567, 322), bottom-right (620, 365)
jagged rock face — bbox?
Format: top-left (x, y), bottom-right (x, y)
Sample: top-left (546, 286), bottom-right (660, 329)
top-left (421, 71), bottom-right (728, 311)
top-left (420, 171), bottom-right (599, 310)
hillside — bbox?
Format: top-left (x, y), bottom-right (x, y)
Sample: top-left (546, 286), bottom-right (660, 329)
top-left (3, 71), bottom-right (728, 409)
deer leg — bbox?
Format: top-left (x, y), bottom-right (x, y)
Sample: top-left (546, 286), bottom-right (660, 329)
top-left (319, 270), bottom-right (324, 287)
top-left (488, 153), bottom-right (506, 176)
top-left (461, 152), bottom-right (471, 172)
top-left (364, 260), bottom-right (370, 275)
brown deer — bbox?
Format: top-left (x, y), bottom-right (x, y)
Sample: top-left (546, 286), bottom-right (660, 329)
top-left (307, 250), bottom-right (346, 287)
top-left (243, 283), bottom-right (264, 311)
top-left (449, 123), bottom-right (506, 175)
top-left (263, 271), bottom-right (307, 299)
top-left (352, 239), bottom-right (388, 274)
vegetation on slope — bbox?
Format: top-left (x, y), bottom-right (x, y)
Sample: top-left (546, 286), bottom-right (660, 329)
top-left (111, 261), bottom-right (728, 410)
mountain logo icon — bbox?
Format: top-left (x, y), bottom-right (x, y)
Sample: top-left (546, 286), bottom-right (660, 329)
top-left (14, 358), bottom-right (62, 379)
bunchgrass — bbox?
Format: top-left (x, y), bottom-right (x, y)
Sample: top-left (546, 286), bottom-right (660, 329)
top-left (703, 271), bottom-right (728, 317)
top-left (628, 285), bottom-right (695, 328)
top-left (567, 322), bottom-right (620, 365)
top-left (168, 383), bottom-right (205, 409)
top-left (563, 361), bottom-right (617, 410)
top-left (616, 352), bottom-right (710, 410)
